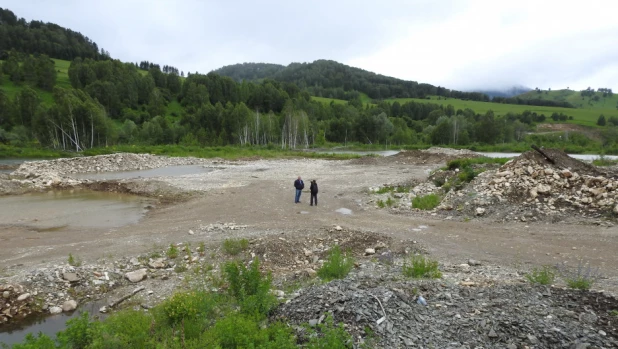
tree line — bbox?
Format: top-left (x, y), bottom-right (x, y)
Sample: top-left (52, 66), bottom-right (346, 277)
top-left (2, 53), bottom-right (572, 151)
top-left (1, 50), bottom-right (57, 90)
top-left (0, 7), bottom-right (104, 61)
top-left (214, 60), bottom-right (491, 102)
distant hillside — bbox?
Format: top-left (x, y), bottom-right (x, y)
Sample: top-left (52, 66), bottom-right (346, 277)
top-left (0, 7), bottom-right (104, 61)
top-left (213, 63), bottom-right (285, 82)
top-left (213, 60), bottom-right (490, 102)
top-left (515, 88), bottom-right (617, 110)
top-left (473, 85), bottom-right (532, 99)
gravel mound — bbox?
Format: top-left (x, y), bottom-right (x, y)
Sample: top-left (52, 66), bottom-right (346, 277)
top-left (12, 153), bottom-right (211, 177)
top-left (274, 264), bottom-right (618, 348)
top-left (440, 149), bottom-right (618, 223)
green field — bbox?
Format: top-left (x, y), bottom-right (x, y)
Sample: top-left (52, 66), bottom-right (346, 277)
top-left (310, 94), bottom-right (618, 127)
top-left (0, 58), bottom-right (72, 106)
top-left (516, 89), bottom-right (618, 111)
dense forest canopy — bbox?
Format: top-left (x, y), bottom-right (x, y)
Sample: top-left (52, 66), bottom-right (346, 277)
top-left (0, 7), bottom-right (105, 61)
top-left (214, 60), bottom-right (491, 102)
top-left (1, 7), bottom-right (618, 154)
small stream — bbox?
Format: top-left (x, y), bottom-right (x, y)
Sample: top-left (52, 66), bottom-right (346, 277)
top-left (0, 301), bottom-right (107, 346)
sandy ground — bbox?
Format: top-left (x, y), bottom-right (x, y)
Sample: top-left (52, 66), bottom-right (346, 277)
top-left (1, 155), bottom-right (618, 291)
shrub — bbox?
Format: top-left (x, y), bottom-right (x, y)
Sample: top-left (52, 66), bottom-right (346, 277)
top-left (374, 186), bottom-right (393, 194)
top-left (557, 261), bottom-right (602, 290)
top-left (56, 312), bottom-right (100, 348)
top-left (223, 238), bottom-right (249, 256)
top-left (224, 257), bottom-right (276, 317)
top-left (197, 241), bottom-right (206, 255)
top-left (610, 310), bottom-right (618, 317)
top-left (202, 313), bottom-right (296, 348)
top-left (412, 194), bottom-right (440, 210)
top-left (376, 199), bottom-right (385, 208)
top-left (306, 314), bottom-right (353, 348)
top-left (166, 243), bottom-right (179, 259)
top-left (161, 290), bottom-right (219, 325)
top-left (10, 333), bottom-right (56, 349)
top-left (317, 245), bottom-right (355, 281)
top-left (402, 254), bottom-right (442, 279)
top-left (525, 266), bottom-right (556, 285)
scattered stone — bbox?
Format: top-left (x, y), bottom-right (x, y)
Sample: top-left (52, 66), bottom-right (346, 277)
top-left (475, 207), bottom-right (486, 216)
top-left (467, 259), bottom-right (482, 266)
top-left (335, 225), bottom-right (343, 231)
top-left (364, 248), bottom-right (375, 255)
top-left (148, 258), bottom-right (166, 269)
top-left (62, 300), bottom-right (78, 312)
top-left (62, 272), bottom-right (80, 282)
top-left (49, 306), bottom-right (62, 314)
top-left (16, 293), bottom-right (30, 301)
top-left (124, 269), bottom-right (147, 283)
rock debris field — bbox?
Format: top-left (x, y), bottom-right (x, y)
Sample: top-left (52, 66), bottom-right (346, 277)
top-left (1, 148), bottom-right (618, 347)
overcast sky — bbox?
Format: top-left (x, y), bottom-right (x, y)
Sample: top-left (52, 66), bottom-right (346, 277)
top-left (4, 0), bottom-right (618, 91)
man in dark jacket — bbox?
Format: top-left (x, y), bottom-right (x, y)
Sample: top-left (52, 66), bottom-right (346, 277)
top-left (294, 176), bottom-right (304, 203)
top-left (310, 180), bottom-right (318, 206)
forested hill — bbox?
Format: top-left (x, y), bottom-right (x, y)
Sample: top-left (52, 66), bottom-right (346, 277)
top-left (0, 7), bottom-right (105, 61)
top-left (213, 60), bottom-right (490, 102)
top-left (213, 63), bottom-right (285, 82)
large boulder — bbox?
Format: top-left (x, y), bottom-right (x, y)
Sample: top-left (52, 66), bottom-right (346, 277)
top-left (124, 269), bottom-right (147, 283)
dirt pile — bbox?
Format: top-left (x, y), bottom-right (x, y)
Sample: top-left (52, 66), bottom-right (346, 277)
top-left (440, 149), bottom-right (618, 223)
top-left (274, 263), bottom-right (618, 348)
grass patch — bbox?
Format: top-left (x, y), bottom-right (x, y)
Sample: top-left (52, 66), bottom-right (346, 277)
top-left (222, 238), bottom-right (249, 256)
top-left (445, 157), bottom-right (510, 170)
top-left (412, 193), bottom-right (440, 210)
top-left (67, 253), bottom-right (81, 267)
top-left (374, 185), bottom-right (411, 194)
top-left (376, 199), bottom-right (386, 208)
top-left (609, 310), bottom-right (618, 317)
top-left (385, 197), bottom-right (394, 207)
top-left (557, 261), bottom-right (602, 290)
top-left (317, 245), bottom-right (355, 281)
top-left (402, 254), bottom-right (442, 279)
top-left (166, 243), bottom-right (179, 259)
top-left (525, 266), bottom-right (556, 285)
top-left (592, 155), bottom-right (618, 166)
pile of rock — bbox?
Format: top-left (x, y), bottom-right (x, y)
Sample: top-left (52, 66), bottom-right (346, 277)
top-left (12, 153), bottom-right (211, 178)
top-left (0, 284), bottom-right (36, 324)
top-left (274, 262), bottom-right (618, 348)
top-left (440, 149), bottom-right (618, 222)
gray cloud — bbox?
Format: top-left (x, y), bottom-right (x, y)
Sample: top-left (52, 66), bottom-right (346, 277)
top-left (3, 0), bottom-right (617, 90)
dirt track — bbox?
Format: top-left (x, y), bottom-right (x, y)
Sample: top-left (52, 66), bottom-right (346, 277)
top-left (2, 152), bottom-right (618, 293)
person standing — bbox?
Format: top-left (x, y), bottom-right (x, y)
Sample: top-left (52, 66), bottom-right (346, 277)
top-left (294, 176), bottom-right (304, 203)
top-left (310, 180), bottom-right (318, 206)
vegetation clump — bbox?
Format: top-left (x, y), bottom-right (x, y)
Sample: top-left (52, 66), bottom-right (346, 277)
top-left (222, 238), bottom-right (249, 256)
top-left (317, 245), bottom-right (355, 281)
top-left (412, 194), bottom-right (440, 210)
top-left (525, 266), bottom-right (556, 285)
top-left (402, 254), bottom-right (442, 279)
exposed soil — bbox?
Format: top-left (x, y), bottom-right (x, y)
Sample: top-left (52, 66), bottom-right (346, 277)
top-left (1, 150), bottom-right (618, 344)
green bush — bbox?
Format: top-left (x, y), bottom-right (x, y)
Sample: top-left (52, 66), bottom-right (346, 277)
top-left (402, 255), bottom-right (442, 279)
top-left (88, 310), bottom-right (154, 349)
top-left (56, 312), bottom-right (100, 348)
top-left (10, 333), bottom-right (57, 349)
top-left (202, 313), bottom-right (297, 348)
top-left (317, 245), bottom-right (355, 281)
top-left (224, 257), bottom-right (277, 317)
top-left (223, 238), bottom-right (249, 256)
top-left (306, 314), bottom-right (353, 349)
top-left (412, 194), bottom-right (440, 210)
top-left (162, 290), bottom-right (217, 325)
top-left (166, 243), bottom-right (179, 259)
top-left (525, 266), bottom-right (556, 285)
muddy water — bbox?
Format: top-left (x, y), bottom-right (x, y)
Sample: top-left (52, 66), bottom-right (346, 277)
top-left (71, 164), bottom-right (212, 181)
top-left (0, 301), bottom-right (107, 346)
top-left (0, 190), bottom-right (152, 231)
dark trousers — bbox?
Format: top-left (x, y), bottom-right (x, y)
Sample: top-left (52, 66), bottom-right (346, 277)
top-left (310, 193), bottom-right (318, 206)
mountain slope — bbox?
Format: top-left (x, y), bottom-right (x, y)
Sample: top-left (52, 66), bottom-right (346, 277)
top-left (213, 60), bottom-right (490, 102)
top-left (0, 7), bottom-right (104, 61)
